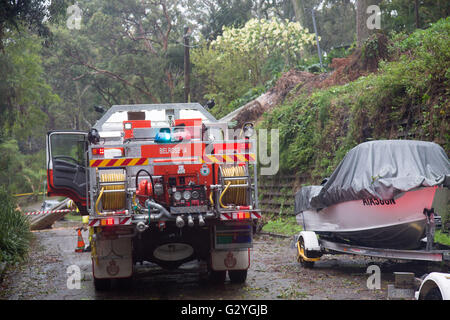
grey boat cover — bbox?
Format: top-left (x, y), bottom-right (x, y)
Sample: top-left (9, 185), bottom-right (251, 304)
top-left (294, 140), bottom-right (450, 213)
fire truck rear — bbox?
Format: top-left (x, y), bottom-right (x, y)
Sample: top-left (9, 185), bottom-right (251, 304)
top-left (46, 103), bottom-right (261, 290)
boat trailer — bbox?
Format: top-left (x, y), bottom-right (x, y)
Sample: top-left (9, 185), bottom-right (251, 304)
top-left (295, 230), bottom-right (450, 268)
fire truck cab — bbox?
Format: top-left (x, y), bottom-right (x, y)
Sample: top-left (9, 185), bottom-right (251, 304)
top-left (46, 103), bottom-right (260, 290)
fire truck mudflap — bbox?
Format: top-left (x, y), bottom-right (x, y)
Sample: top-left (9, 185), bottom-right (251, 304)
top-left (92, 237), bottom-right (133, 279)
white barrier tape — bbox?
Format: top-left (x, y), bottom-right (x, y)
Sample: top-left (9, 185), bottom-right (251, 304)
top-left (24, 209), bottom-right (71, 216)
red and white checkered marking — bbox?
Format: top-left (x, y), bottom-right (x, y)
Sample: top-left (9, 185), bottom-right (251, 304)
top-left (89, 215), bottom-right (131, 227)
top-left (89, 219), bottom-right (101, 227)
top-left (119, 217), bottom-right (131, 225)
top-left (24, 209), bottom-right (71, 216)
top-left (220, 212), bottom-right (261, 221)
top-left (251, 212), bottom-right (261, 219)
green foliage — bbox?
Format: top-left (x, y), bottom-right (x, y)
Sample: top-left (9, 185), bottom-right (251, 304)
top-left (0, 139), bottom-right (46, 195)
top-left (313, 0), bottom-right (356, 52)
top-left (262, 215), bottom-right (302, 236)
top-left (191, 45), bottom-right (254, 118)
top-left (0, 27), bottom-right (57, 151)
top-left (434, 231), bottom-right (450, 246)
top-left (190, 0), bottom-right (253, 41)
top-left (45, 0), bottom-right (188, 109)
top-left (380, 0), bottom-right (450, 33)
top-left (0, 187), bottom-right (32, 264)
top-left (0, 26), bottom-right (54, 196)
top-left (0, 0), bottom-right (70, 43)
top-left (261, 18), bottom-right (450, 183)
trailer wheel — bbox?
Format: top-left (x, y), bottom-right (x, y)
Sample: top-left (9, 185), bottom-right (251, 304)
top-left (94, 277), bottom-right (111, 291)
top-left (297, 237), bottom-right (315, 269)
top-left (424, 287), bottom-right (443, 300)
top-left (228, 269), bottom-right (247, 284)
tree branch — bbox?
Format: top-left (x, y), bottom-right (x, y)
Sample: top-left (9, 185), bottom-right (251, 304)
top-left (80, 61), bottom-right (159, 103)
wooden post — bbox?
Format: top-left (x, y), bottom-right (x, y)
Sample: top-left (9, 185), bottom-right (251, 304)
top-left (414, 0), bottom-right (420, 29)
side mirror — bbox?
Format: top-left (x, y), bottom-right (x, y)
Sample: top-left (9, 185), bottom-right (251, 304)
top-left (88, 128), bottom-right (100, 144)
top-left (94, 105), bottom-right (106, 114)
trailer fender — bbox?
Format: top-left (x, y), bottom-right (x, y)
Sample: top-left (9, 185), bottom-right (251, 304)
top-left (297, 231), bottom-right (321, 252)
top-left (415, 272), bottom-right (450, 300)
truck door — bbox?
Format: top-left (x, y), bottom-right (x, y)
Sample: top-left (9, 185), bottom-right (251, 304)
top-left (46, 131), bottom-right (88, 213)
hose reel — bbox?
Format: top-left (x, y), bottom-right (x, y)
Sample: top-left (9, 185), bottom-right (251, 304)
top-left (96, 170), bottom-right (126, 213)
top-left (218, 165), bottom-right (250, 208)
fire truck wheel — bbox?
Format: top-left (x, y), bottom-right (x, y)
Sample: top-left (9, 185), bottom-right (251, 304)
top-left (93, 277), bottom-right (111, 291)
top-left (117, 277), bottom-right (133, 290)
top-left (209, 270), bottom-right (226, 284)
top-left (228, 269), bottom-right (247, 284)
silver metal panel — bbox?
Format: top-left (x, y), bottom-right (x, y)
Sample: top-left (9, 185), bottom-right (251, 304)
top-left (94, 103), bottom-right (217, 130)
top-left (320, 239), bottom-right (445, 262)
top-left (133, 128), bottom-right (156, 139)
top-left (170, 206), bottom-right (208, 214)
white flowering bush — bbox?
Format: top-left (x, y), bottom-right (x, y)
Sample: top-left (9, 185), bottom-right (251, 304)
top-left (192, 18), bottom-right (317, 117)
top-left (211, 18), bottom-right (316, 78)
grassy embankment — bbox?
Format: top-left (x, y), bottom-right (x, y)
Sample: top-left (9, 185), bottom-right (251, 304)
top-left (262, 18), bottom-right (450, 242)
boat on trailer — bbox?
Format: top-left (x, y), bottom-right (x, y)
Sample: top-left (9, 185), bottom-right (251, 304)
top-left (295, 140), bottom-right (449, 250)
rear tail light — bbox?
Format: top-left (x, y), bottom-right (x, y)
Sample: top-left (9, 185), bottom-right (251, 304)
top-left (101, 218), bottom-right (115, 226)
top-left (237, 212), bottom-right (251, 220)
top-left (92, 148), bottom-right (104, 155)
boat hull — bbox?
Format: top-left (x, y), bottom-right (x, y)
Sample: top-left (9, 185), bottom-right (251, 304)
top-left (297, 187), bottom-right (448, 249)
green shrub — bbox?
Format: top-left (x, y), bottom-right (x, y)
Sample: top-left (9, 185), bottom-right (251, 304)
top-left (0, 187), bottom-right (32, 264)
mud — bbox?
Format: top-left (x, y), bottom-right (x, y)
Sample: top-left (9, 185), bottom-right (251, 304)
top-left (0, 225), bottom-right (446, 300)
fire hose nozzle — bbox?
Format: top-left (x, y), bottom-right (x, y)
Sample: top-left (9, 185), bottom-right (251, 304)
top-left (198, 214), bottom-right (205, 226)
top-left (187, 215), bottom-right (194, 227)
top-left (176, 215), bottom-right (185, 228)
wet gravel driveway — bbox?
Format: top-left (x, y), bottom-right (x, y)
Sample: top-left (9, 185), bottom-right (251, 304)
top-left (1, 222), bottom-right (446, 300)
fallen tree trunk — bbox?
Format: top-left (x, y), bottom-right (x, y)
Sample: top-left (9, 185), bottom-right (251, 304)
top-left (220, 70), bottom-right (320, 128)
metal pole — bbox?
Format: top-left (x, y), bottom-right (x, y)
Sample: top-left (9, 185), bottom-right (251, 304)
top-left (311, 9), bottom-right (323, 69)
top-left (184, 26), bottom-right (191, 103)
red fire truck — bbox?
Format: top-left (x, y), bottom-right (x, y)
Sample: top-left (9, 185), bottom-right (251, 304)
top-left (46, 103), bottom-right (261, 290)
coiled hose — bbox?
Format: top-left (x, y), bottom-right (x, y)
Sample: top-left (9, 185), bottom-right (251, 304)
top-left (219, 165), bottom-right (248, 208)
top-left (95, 171), bottom-right (126, 214)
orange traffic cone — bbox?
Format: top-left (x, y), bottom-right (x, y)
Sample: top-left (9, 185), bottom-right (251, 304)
top-left (75, 228), bottom-right (85, 253)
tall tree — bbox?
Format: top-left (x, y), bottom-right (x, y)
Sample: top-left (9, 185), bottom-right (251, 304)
top-left (356, 0), bottom-right (369, 47)
top-left (290, 1), bottom-right (355, 52)
top-left (380, 0), bottom-right (449, 33)
top-left (0, 0), bottom-right (70, 45)
top-left (316, 0), bottom-right (356, 51)
top-left (182, 0), bottom-right (254, 41)
top-left (0, 27), bottom-right (58, 150)
top-left (54, 0), bottom-right (187, 105)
